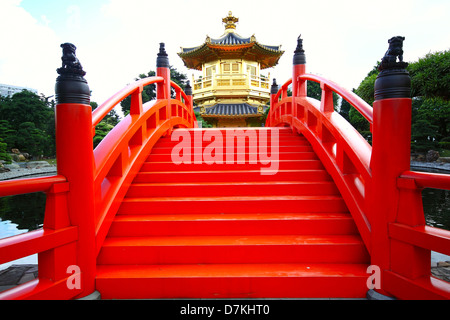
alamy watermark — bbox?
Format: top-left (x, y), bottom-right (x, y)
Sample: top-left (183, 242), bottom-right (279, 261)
top-left (66, 265), bottom-right (81, 290)
top-left (366, 265), bottom-right (381, 290)
top-left (170, 127), bottom-right (280, 175)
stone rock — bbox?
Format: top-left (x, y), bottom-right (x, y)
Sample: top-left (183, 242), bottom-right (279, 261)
top-left (437, 261), bottom-right (450, 267)
top-left (25, 161), bottom-right (51, 169)
top-left (0, 163), bottom-right (10, 173)
top-left (11, 148), bottom-right (20, 154)
top-left (426, 150), bottom-right (440, 162)
top-left (4, 162), bottom-right (20, 170)
top-left (416, 154), bottom-right (426, 162)
top-left (437, 157), bottom-right (450, 164)
top-left (431, 265), bottom-right (450, 282)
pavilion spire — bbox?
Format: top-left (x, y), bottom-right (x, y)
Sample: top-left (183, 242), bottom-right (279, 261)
top-left (222, 11), bottom-right (238, 31)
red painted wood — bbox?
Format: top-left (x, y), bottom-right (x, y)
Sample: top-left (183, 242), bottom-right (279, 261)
top-left (125, 181), bottom-right (339, 197)
top-left (108, 212), bottom-right (357, 236)
top-left (97, 263), bottom-right (369, 299)
top-left (96, 128), bottom-right (371, 298)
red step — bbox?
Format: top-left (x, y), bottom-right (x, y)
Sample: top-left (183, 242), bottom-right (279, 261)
top-left (147, 151), bottom-right (317, 162)
top-left (96, 263), bottom-right (370, 299)
top-left (133, 169), bottom-right (333, 183)
top-left (97, 234), bottom-right (369, 265)
top-left (118, 195), bottom-right (349, 214)
top-left (96, 128), bottom-right (370, 299)
top-left (125, 181), bottom-right (339, 197)
top-left (149, 145), bottom-right (313, 154)
top-left (107, 212), bottom-right (358, 236)
top-left (139, 159), bottom-right (324, 171)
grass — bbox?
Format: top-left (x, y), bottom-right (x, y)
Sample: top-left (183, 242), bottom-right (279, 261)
top-left (439, 149), bottom-right (450, 157)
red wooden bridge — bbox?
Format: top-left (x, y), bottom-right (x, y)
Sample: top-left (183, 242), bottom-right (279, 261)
top-left (0, 38), bottom-right (449, 300)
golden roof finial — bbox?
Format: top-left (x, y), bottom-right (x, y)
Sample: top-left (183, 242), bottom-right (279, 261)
top-left (222, 11), bottom-right (238, 30)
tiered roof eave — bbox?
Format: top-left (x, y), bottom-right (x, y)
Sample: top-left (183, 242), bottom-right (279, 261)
top-left (178, 26), bottom-right (284, 71)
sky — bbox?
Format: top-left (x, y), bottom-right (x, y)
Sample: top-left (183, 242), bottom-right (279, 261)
top-left (0, 0), bottom-right (449, 106)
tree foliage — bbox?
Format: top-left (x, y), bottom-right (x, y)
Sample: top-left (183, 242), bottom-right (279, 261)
top-left (194, 111), bottom-right (212, 128)
top-left (409, 50), bottom-right (450, 100)
top-left (350, 51), bottom-right (450, 153)
top-left (0, 138), bottom-right (12, 164)
top-left (0, 90), bottom-right (55, 158)
top-left (91, 101), bottom-right (121, 148)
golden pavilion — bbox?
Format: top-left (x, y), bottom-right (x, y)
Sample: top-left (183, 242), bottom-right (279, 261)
top-left (178, 12), bottom-right (284, 127)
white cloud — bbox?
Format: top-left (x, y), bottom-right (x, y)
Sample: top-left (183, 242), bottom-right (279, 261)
top-left (0, 0), bottom-right (448, 105)
top-left (0, 0), bottom-right (60, 96)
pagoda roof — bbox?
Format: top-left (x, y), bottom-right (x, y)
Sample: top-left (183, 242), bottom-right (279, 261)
top-left (195, 103), bottom-right (268, 117)
top-left (178, 12), bottom-right (284, 70)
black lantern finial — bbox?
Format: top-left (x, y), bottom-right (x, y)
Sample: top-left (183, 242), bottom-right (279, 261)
top-left (55, 43), bottom-right (90, 105)
top-left (156, 43), bottom-right (170, 68)
top-left (293, 34), bottom-right (306, 65)
top-left (374, 36), bottom-right (411, 101)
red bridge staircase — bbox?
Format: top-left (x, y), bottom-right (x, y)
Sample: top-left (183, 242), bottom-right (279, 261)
top-left (96, 128), bottom-right (370, 299)
top-left (0, 39), bottom-right (449, 300)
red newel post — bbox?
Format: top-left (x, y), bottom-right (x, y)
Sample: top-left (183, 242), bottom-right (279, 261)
top-left (369, 36), bottom-right (412, 298)
top-left (184, 80), bottom-right (194, 126)
top-left (292, 35), bottom-right (307, 107)
top-left (156, 43), bottom-right (172, 128)
top-left (55, 43), bottom-right (96, 298)
top-left (268, 78), bottom-right (279, 126)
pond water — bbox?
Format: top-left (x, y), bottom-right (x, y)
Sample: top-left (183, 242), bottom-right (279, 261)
top-left (0, 169), bottom-right (449, 270)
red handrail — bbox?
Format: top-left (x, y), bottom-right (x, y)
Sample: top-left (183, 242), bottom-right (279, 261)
top-left (0, 175), bottom-right (66, 197)
top-left (92, 76), bottom-right (165, 127)
top-left (0, 174), bottom-right (81, 299)
top-left (269, 46), bottom-right (450, 299)
top-left (171, 80), bottom-right (190, 103)
top-left (91, 74), bottom-right (195, 255)
top-left (0, 44), bottom-right (196, 300)
top-left (400, 170), bottom-right (450, 190)
top-left (273, 78), bottom-right (292, 102)
top-left (299, 74), bottom-right (373, 123)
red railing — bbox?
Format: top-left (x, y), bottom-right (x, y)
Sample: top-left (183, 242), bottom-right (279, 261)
top-left (267, 46), bottom-right (450, 299)
top-left (1, 37), bottom-right (448, 300)
top-left (0, 43), bottom-right (196, 300)
top-left (268, 73), bottom-right (374, 250)
top-left (0, 175), bottom-right (80, 299)
top-left (93, 76), bottom-right (195, 255)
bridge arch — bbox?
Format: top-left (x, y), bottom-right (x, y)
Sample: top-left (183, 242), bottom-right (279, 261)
top-left (0, 37), bottom-right (449, 300)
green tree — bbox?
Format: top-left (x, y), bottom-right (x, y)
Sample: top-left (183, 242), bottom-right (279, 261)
top-left (0, 90), bottom-right (53, 131)
top-left (411, 119), bottom-right (439, 152)
top-left (0, 120), bottom-right (15, 151)
top-left (194, 111), bottom-right (212, 128)
top-left (353, 52), bottom-right (450, 152)
top-left (338, 99), bottom-right (351, 121)
top-left (15, 122), bottom-right (49, 158)
top-left (91, 102), bottom-right (121, 148)
top-left (0, 138), bottom-right (12, 164)
top-left (93, 121), bottom-right (115, 148)
top-left (408, 51), bottom-right (450, 151)
top-left (0, 90), bottom-right (55, 157)
top-left (408, 50), bottom-right (450, 100)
